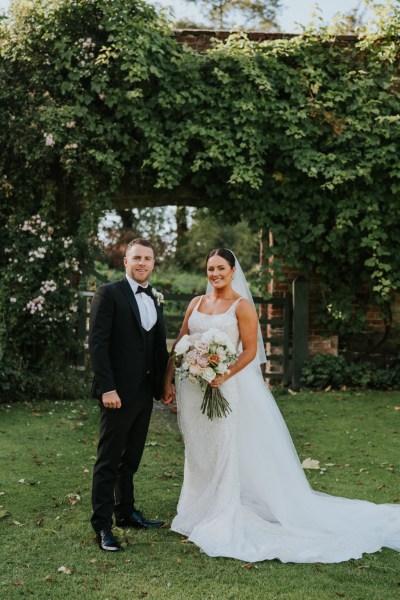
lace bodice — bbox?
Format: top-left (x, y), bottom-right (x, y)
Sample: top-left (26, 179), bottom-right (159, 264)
top-left (188, 297), bottom-right (242, 351)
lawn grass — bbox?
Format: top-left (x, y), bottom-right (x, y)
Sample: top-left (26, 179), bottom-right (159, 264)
top-left (1, 390), bottom-right (400, 600)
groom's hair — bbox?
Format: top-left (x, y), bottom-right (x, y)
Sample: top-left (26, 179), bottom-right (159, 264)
top-left (126, 238), bottom-right (155, 255)
top-left (206, 248), bottom-right (235, 269)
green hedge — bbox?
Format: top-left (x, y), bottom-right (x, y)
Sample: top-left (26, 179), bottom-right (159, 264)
top-left (301, 353), bottom-right (400, 390)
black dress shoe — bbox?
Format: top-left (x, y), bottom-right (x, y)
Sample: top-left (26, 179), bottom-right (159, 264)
top-left (116, 509), bottom-right (164, 529)
top-left (96, 529), bottom-right (124, 552)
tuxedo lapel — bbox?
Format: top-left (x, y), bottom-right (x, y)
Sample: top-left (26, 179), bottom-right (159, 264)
top-left (119, 277), bottom-right (144, 337)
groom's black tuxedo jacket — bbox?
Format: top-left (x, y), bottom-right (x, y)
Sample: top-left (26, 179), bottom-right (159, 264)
top-left (89, 277), bottom-right (169, 403)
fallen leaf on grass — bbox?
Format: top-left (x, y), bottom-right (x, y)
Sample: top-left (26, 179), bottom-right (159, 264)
top-left (58, 566), bottom-right (72, 574)
top-left (394, 407), bottom-right (400, 411)
top-left (43, 528), bottom-right (59, 534)
top-left (13, 581), bottom-right (23, 586)
top-left (89, 558), bottom-right (98, 564)
top-left (66, 493), bottom-right (81, 505)
top-left (44, 576), bottom-right (55, 582)
top-left (302, 458), bottom-right (320, 470)
top-left (0, 491), bottom-right (5, 496)
top-left (145, 441), bottom-right (166, 447)
top-left (0, 509), bottom-right (10, 519)
top-left (18, 478), bottom-right (40, 486)
top-left (35, 517), bottom-right (44, 527)
top-left (10, 520), bottom-right (24, 526)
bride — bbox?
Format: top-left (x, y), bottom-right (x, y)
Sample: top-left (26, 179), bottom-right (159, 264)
top-left (162, 248), bottom-right (400, 563)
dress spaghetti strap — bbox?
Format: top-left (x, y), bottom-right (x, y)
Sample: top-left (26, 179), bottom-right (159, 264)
top-left (192, 296), bottom-right (203, 314)
top-left (225, 297), bottom-right (243, 314)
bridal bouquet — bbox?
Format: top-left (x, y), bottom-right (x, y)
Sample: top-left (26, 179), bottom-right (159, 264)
top-left (173, 328), bottom-right (238, 420)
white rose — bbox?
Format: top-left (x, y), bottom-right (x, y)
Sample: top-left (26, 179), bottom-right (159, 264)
top-left (201, 367), bottom-right (216, 383)
top-left (200, 329), bottom-right (216, 345)
top-left (175, 335), bottom-right (191, 355)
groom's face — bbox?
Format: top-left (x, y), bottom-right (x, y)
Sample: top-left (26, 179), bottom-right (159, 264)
top-left (124, 244), bottom-right (155, 285)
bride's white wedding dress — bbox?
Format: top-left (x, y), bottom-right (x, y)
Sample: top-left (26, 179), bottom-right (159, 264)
top-left (171, 297), bottom-right (400, 563)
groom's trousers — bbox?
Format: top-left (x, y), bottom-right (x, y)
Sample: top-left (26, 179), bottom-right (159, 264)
top-left (91, 374), bottom-right (153, 533)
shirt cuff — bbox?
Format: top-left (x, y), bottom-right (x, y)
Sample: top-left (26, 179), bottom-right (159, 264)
top-left (102, 390), bottom-right (116, 395)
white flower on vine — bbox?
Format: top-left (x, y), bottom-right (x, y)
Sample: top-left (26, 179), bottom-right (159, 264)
top-left (44, 133), bottom-right (55, 147)
top-left (26, 296), bottom-right (45, 314)
top-left (28, 247), bottom-right (47, 260)
top-left (40, 280), bottom-right (57, 294)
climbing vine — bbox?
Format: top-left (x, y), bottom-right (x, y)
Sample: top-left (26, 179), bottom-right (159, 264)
top-left (1, 0), bottom-right (399, 399)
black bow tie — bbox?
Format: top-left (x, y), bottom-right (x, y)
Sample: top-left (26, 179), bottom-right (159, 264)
top-left (136, 285), bottom-right (152, 297)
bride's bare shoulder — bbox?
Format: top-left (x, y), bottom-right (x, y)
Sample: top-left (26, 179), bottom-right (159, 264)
top-left (236, 298), bottom-right (258, 318)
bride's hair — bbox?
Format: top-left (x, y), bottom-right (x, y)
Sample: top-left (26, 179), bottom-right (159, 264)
top-left (206, 248), bottom-right (236, 269)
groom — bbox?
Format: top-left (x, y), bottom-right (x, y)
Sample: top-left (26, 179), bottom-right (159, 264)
top-left (89, 238), bottom-right (171, 552)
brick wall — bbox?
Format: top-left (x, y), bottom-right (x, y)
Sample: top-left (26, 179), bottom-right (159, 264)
top-left (265, 256), bottom-right (399, 366)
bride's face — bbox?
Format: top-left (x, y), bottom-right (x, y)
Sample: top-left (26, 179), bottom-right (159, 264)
top-left (207, 256), bottom-right (235, 290)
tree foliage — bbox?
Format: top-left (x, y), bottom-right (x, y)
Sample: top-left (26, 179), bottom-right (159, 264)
top-left (186, 0), bottom-right (282, 30)
top-left (1, 0), bottom-right (400, 399)
top-left (176, 208), bottom-right (260, 275)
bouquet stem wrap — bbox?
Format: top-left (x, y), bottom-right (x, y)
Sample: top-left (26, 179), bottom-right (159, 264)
top-left (201, 384), bottom-right (232, 420)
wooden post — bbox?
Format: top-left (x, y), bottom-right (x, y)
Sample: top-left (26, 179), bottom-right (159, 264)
top-left (282, 292), bottom-right (292, 386)
top-left (292, 277), bottom-right (309, 391)
top-left (75, 291), bottom-right (94, 367)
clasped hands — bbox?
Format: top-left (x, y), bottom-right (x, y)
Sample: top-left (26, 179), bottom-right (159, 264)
top-left (161, 382), bottom-right (176, 406)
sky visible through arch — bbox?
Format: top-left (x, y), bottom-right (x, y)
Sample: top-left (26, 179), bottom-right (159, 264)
top-left (0, 0), bottom-right (372, 32)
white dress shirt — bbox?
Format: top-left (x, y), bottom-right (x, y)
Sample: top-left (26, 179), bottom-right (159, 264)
top-left (126, 274), bottom-right (157, 331)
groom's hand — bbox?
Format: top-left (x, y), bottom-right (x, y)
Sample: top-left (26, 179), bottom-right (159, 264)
top-left (102, 391), bottom-right (122, 409)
